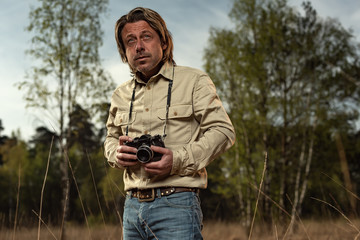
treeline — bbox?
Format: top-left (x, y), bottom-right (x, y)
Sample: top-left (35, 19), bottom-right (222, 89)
top-left (203, 0), bottom-right (360, 229)
top-left (0, 110), bottom-right (125, 227)
top-left (0, 0), bottom-right (360, 230)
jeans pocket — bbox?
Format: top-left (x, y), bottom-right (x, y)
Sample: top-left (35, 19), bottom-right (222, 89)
top-left (163, 192), bottom-right (195, 208)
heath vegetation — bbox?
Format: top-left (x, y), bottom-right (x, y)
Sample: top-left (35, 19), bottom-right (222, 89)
top-left (1, 0), bottom-right (360, 239)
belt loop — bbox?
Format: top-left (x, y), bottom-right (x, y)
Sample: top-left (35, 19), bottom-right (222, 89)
top-left (156, 188), bottom-right (161, 199)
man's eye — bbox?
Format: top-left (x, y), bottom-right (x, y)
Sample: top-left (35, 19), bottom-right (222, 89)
top-left (127, 39), bottom-right (135, 45)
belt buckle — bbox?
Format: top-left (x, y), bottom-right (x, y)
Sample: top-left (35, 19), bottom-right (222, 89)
top-left (138, 188), bottom-right (155, 202)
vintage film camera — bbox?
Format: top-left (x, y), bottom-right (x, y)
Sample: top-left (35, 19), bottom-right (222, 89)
top-left (125, 134), bottom-right (165, 163)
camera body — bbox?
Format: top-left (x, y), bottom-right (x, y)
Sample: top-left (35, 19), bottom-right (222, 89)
top-left (125, 134), bottom-right (165, 163)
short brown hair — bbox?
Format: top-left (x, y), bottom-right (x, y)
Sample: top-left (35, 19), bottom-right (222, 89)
top-left (115, 7), bottom-right (175, 67)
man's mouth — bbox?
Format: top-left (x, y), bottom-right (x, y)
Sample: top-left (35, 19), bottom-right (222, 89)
top-left (135, 55), bottom-right (149, 61)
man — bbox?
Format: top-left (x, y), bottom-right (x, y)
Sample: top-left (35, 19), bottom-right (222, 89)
top-left (104, 7), bottom-right (235, 239)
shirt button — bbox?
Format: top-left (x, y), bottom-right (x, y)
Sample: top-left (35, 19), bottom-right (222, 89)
top-left (145, 108), bottom-right (149, 112)
top-left (147, 86), bottom-right (151, 90)
top-left (174, 111), bottom-right (178, 116)
top-left (144, 130), bottom-right (148, 134)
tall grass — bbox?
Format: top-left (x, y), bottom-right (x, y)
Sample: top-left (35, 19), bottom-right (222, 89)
top-left (37, 136), bottom-right (54, 240)
top-left (86, 151), bottom-right (106, 230)
top-left (2, 144), bottom-right (360, 240)
top-left (12, 162), bottom-right (21, 240)
top-left (248, 152), bottom-right (267, 240)
top-left (202, 219), bottom-right (360, 240)
top-left (1, 220), bottom-right (359, 240)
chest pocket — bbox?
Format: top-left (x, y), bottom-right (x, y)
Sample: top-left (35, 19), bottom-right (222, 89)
top-left (157, 105), bottom-right (193, 144)
top-left (114, 111), bottom-right (136, 134)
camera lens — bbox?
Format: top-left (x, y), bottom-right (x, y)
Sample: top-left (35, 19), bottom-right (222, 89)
top-left (137, 145), bottom-right (154, 163)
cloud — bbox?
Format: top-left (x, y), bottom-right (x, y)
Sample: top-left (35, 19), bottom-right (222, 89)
top-left (1, 0), bottom-right (360, 140)
top-left (103, 56), bottom-right (132, 86)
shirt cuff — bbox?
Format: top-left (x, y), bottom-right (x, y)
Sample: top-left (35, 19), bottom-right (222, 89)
top-left (171, 149), bottom-right (182, 175)
top-left (106, 147), bottom-right (124, 169)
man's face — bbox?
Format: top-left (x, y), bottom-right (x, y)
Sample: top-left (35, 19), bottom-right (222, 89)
top-left (121, 20), bottom-right (166, 79)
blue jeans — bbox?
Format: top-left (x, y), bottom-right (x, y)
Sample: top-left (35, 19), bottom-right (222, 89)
top-left (123, 190), bottom-right (203, 239)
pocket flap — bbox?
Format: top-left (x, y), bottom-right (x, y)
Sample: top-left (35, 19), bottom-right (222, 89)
top-left (114, 111), bottom-right (136, 126)
top-left (157, 105), bottom-right (192, 120)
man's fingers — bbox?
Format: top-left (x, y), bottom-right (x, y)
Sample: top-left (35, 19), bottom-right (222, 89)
top-left (116, 152), bottom-right (137, 160)
top-left (116, 152), bottom-right (138, 167)
top-left (151, 145), bottom-right (169, 154)
top-left (119, 136), bottom-right (133, 145)
top-left (117, 159), bottom-right (138, 167)
top-left (116, 138), bottom-right (137, 167)
top-left (117, 145), bottom-right (137, 154)
top-left (144, 146), bottom-right (173, 176)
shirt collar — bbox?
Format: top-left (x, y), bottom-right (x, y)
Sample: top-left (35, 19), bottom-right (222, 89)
top-left (133, 62), bottom-right (174, 84)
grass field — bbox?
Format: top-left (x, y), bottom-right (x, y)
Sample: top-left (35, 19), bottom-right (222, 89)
top-left (1, 219), bottom-right (359, 240)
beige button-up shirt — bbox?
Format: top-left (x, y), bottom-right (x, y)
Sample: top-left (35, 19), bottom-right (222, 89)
top-left (104, 63), bottom-right (235, 191)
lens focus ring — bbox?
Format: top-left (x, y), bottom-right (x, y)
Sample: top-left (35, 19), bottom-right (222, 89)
top-left (136, 145), bottom-right (153, 163)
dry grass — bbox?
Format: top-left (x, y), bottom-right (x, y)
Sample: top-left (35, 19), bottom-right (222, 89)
top-left (4, 150), bottom-right (357, 240)
top-left (203, 219), bottom-right (360, 240)
top-left (0, 224), bottom-right (122, 240)
top-left (1, 219), bottom-right (359, 240)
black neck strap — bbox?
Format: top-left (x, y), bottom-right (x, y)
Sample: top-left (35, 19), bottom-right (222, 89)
top-left (125, 66), bottom-right (174, 139)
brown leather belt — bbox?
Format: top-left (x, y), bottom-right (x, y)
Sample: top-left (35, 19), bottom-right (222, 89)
top-left (128, 187), bottom-right (199, 202)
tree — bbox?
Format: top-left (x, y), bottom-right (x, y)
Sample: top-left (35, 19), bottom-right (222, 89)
top-left (0, 119), bottom-right (8, 166)
top-left (18, 0), bottom-right (114, 237)
top-left (23, 127), bottom-right (61, 225)
top-left (65, 105), bottom-right (106, 224)
top-left (68, 104), bottom-right (98, 152)
top-left (0, 135), bottom-right (27, 227)
top-left (204, 0), bottom-right (360, 229)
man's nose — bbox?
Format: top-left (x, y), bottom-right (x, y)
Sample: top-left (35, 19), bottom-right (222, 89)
top-left (136, 40), bottom-right (144, 52)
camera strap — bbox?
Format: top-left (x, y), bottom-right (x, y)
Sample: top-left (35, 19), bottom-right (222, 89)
top-left (125, 81), bottom-right (137, 136)
top-left (125, 65), bottom-right (174, 139)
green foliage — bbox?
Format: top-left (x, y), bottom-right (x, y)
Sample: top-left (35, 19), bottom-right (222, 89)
top-left (1, 0), bottom-right (360, 227)
top-left (0, 105), bottom-right (123, 226)
top-left (15, 0), bottom-right (115, 227)
top-left (18, 0), bottom-right (115, 133)
top-left (0, 136), bottom-right (29, 226)
top-left (99, 167), bottom-right (125, 205)
top-left (22, 128), bottom-right (62, 224)
top-left (204, 0), bottom-right (360, 223)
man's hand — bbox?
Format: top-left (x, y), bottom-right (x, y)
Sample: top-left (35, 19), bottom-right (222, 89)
top-left (116, 136), bottom-right (138, 167)
top-left (143, 145), bottom-right (173, 175)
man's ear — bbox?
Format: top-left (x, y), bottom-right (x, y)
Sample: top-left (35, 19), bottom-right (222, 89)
top-left (161, 42), bottom-right (167, 50)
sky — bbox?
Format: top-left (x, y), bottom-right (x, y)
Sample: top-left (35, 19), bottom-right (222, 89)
top-left (1, 0), bottom-right (360, 140)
